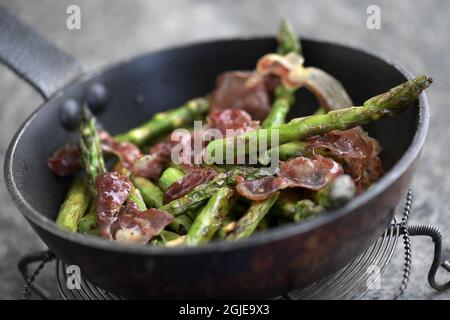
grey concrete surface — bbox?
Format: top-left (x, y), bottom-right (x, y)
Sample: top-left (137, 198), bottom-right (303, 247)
top-left (0, 0), bottom-right (449, 300)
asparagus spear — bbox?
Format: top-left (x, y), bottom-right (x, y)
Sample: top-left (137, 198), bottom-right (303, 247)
top-left (127, 186), bottom-right (147, 211)
top-left (275, 175), bottom-right (356, 221)
top-left (158, 167), bottom-right (266, 216)
top-left (133, 177), bottom-right (164, 208)
top-left (233, 20), bottom-right (301, 237)
top-left (150, 230), bottom-right (181, 245)
top-left (262, 80), bottom-right (295, 129)
top-left (262, 19), bottom-right (300, 129)
top-left (157, 167), bottom-right (197, 234)
top-left (227, 193), bottom-right (280, 240)
top-left (276, 18), bottom-right (301, 55)
top-left (114, 97), bottom-right (208, 145)
top-left (133, 174), bottom-right (192, 234)
top-left (158, 167), bottom-right (184, 191)
top-left (206, 75), bottom-right (432, 161)
top-left (187, 187), bottom-right (237, 245)
top-left (68, 106), bottom-right (107, 234)
top-left (56, 177), bottom-right (91, 232)
top-left (80, 106), bottom-right (106, 187)
top-left (293, 199), bottom-right (324, 222)
top-left (215, 220), bottom-right (237, 240)
top-left (168, 214), bottom-right (193, 235)
top-left (56, 106), bottom-right (105, 233)
top-left (78, 200), bottom-right (97, 234)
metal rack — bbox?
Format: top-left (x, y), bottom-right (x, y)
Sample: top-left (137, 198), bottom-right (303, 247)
top-left (18, 190), bottom-right (450, 300)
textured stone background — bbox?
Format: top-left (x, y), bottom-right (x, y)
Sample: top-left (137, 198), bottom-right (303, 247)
top-left (0, 0), bottom-right (449, 300)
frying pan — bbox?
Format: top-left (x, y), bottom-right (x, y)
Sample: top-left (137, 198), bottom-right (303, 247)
top-left (1, 8), bottom-right (429, 299)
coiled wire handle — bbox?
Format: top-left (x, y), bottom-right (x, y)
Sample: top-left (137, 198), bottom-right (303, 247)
top-left (394, 189), bottom-right (413, 299)
top-left (395, 189), bottom-right (450, 299)
top-left (408, 224), bottom-right (450, 291)
top-left (18, 250), bottom-right (54, 300)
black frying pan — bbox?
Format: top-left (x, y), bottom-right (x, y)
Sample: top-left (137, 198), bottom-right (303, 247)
top-left (1, 8), bottom-right (429, 298)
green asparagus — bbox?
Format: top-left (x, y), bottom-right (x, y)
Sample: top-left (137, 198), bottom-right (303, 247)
top-left (133, 177), bottom-right (164, 208)
top-left (158, 167), bottom-right (266, 216)
top-left (275, 175), bottom-right (356, 222)
top-left (227, 192), bottom-right (280, 240)
top-left (276, 18), bottom-right (301, 55)
top-left (114, 97), bottom-right (208, 145)
top-left (187, 187), bottom-right (237, 245)
top-left (293, 200), bottom-right (324, 222)
top-left (78, 211), bottom-right (97, 234)
top-left (150, 230), bottom-right (182, 245)
top-left (262, 19), bottom-right (300, 129)
top-left (158, 167), bottom-right (184, 191)
top-left (56, 177), bottom-right (91, 232)
top-left (127, 186), bottom-right (147, 211)
top-left (157, 167), bottom-right (197, 234)
top-left (57, 106), bottom-right (105, 233)
top-left (206, 76), bottom-right (432, 161)
top-left (80, 106), bottom-right (106, 188)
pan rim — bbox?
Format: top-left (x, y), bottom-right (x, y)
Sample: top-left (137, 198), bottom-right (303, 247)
top-left (3, 36), bottom-right (429, 256)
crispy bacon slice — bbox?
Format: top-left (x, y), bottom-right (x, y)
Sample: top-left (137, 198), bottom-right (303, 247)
top-left (99, 130), bottom-right (142, 172)
top-left (48, 130), bottom-right (142, 176)
top-left (95, 172), bottom-right (133, 240)
top-left (209, 71), bottom-right (274, 121)
top-left (133, 142), bottom-right (172, 180)
top-left (113, 202), bottom-right (174, 245)
top-left (47, 145), bottom-right (82, 177)
top-left (236, 155), bottom-right (343, 201)
top-left (207, 109), bottom-right (259, 136)
top-left (163, 168), bottom-right (217, 204)
top-left (257, 53), bottom-right (353, 110)
top-left (279, 155), bottom-right (344, 187)
top-left (102, 130), bottom-right (174, 180)
top-left (306, 128), bottom-right (383, 192)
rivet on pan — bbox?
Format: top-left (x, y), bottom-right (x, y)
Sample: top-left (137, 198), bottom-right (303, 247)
top-left (134, 93), bottom-right (145, 107)
top-left (86, 83), bottom-right (109, 114)
top-left (59, 98), bottom-right (82, 130)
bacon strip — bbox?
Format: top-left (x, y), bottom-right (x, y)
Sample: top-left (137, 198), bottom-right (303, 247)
top-left (207, 109), bottom-right (259, 137)
top-left (209, 71), bottom-right (276, 121)
top-left (114, 202), bottom-right (174, 245)
top-left (306, 128), bottom-right (383, 192)
top-left (256, 52), bottom-right (353, 110)
top-left (163, 168), bottom-right (217, 204)
top-left (95, 172), bottom-right (133, 240)
top-left (99, 130), bottom-right (142, 172)
top-left (47, 145), bottom-right (82, 177)
top-left (133, 142), bottom-right (172, 180)
top-left (236, 155), bottom-right (343, 201)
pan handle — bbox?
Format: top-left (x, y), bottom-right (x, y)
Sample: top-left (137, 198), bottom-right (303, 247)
top-left (0, 7), bottom-right (83, 100)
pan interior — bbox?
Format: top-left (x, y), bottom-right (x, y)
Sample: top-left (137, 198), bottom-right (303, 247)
top-left (6, 38), bottom-right (417, 222)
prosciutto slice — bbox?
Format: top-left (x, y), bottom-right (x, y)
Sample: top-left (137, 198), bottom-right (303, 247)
top-left (114, 202), bottom-right (174, 245)
top-left (256, 52), bottom-right (353, 110)
top-left (209, 71), bottom-right (275, 121)
top-left (95, 172), bottom-right (133, 240)
top-left (207, 109), bottom-right (259, 136)
top-left (306, 127), bottom-right (383, 192)
top-left (133, 142), bottom-right (172, 180)
top-left (163, 168), bottom-right (217, 204)
top-left (236, 155), bottom-right (343, 201)
top-left (47, 145), bottom-right (82, 177)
